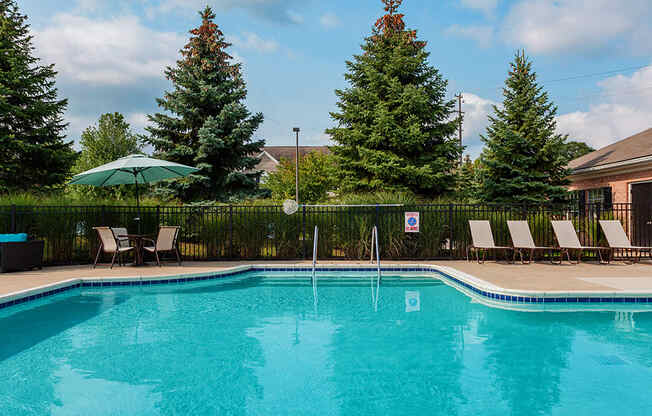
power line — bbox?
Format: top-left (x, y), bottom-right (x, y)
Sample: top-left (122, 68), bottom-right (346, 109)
top-left (541, 64), bottom-right (652, 84)
top-left (466, 63), bottom-right (652, 96)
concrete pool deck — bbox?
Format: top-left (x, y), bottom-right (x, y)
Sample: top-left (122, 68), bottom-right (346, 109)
top-left (2, 260), bottom-right (652, 298)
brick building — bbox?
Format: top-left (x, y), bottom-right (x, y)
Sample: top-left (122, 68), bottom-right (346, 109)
top-left (567, 128), bottom-right (652, 208)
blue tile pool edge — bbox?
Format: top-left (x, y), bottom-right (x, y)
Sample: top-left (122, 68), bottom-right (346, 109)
top-left (1, 264), bottom-right (651, 310)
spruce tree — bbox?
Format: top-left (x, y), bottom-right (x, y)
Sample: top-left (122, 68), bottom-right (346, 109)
top-left (145, 7), bottom-right (265, 201)
top-left (456, 155), bottom-right (479, 201)
top-left (327, 0), bottom-right (461, 196)
top-left (0, 0), bottom-right (75, 192)
top-left (480, 51), bottom-right (570, 204)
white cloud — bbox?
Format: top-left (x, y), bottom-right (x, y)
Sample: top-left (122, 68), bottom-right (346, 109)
top-left (33, 14), bottom-right (184, 85)
top-left (152, 0), bottom-right (304, 24)
top-left (460, 0), bottom-right (499, 14)
top-left (445, 25), bottom-right (493, 47)
top-left (227, 32), bottom-right (279, 53)
top-left (319, 12), bottom-right (340, 29)
top-left (126, 112), bottom-right (149, 131)
top-left (501, 0), bottom-right (652, 54)
top-left (462, 93), bottom-right (498, 138)
top-left (286, 10), bottom-right (304, 24)
top-left (556, 65), bottom-right (652, 148)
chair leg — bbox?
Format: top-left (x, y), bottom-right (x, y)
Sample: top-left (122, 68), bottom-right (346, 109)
top-left (155, 250), bottom-right (161, 267)
top-left (176, 247), bottom-right (182, 266)
top-left (110, 251), bottom-right (118, 269)
top-left (93, 244), bottom-right (103, 269)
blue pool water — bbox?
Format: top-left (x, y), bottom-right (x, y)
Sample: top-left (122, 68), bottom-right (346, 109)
top-left (1, 271), bottom-right (652, 415)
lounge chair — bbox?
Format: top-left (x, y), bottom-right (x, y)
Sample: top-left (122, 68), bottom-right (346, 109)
top-left (93, 226), bottom-right (135, 269)
top-left (111, 227), bottom-right (130, 249)
top-left (507, 220), bottom-right (556, 264)
top-left (143, 226), bottom-right (182, 266)
top-left (599, 220), bottom-right (652, 262)
top-left (467, 220), bottom-right (513, 263)
top-left (551, 220), bottom-right (610, 264)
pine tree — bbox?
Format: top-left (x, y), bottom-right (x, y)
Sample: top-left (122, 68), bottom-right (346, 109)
top-left (145, 7), bottom-right (265, 201)
top-left (480, 51), bottom-right (570, 204)
top-left (327, 0), bottom-right (461, 197)
top-left (0, 0), bottom-right (75, 192)
top-left (456, 155), bottom-right (479, 201)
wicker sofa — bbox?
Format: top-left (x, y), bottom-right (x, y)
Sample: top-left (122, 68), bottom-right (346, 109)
top-left (0, 234), bottom-right (44, 273)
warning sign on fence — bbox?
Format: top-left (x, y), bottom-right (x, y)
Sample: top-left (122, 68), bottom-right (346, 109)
top-left (404, 212), bottom-right (419, 233)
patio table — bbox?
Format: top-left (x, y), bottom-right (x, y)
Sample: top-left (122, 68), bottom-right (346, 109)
top-left (119, 234), bottom-right (152, 266)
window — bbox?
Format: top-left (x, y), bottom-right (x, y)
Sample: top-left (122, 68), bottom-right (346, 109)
top-left (587, 187), bottom-right (612, 207)
top-left (573, 186), bottom-right (612, 209)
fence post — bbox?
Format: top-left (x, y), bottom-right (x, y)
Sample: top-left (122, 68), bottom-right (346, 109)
top-left (229, 205), bottom-right (234, 259)
top-left (156, 205), bottom-right (161, 226)
top-left (302, 205), bottom-right (307, 260)
top-left (10, 204), bottom-right (16, 233)
top-left (448, 203), bottom-right (453, 256)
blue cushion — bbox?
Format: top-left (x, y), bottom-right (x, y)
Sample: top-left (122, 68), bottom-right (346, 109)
top-left (0, 233), bottom-right (28, 243)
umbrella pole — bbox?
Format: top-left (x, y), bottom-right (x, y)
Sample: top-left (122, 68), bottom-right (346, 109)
top-left (134, 172), bottom-right (141, 234)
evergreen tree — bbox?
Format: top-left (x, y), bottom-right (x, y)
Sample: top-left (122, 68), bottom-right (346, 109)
top-left (145, 7), bottom-right (265, 201)
top-left (456, 155), bottom-right (479, 201)
top-left (70, 112), bottom-right (142, 199)
top-left (327, 0), bottom-right (461, 197)
top-left (480, 51), bottom-right (570, 204)
top-left (0, 0), bottom-right (75, 192)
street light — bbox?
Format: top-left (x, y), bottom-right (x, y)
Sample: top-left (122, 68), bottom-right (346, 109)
top-left (293, 127), bottom-right (300, 204)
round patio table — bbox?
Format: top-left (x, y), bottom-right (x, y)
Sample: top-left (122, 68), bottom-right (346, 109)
top-left (119, 234), bottom-right (151, 266)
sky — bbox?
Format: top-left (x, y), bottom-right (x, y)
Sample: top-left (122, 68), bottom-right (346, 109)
top-left (19, 0), bottom-right (652, 158)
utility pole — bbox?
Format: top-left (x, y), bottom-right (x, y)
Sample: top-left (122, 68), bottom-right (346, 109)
top-left (454, 93), bottom-right (464, 165)
top-left (293, 127), bottom-right (300, 204)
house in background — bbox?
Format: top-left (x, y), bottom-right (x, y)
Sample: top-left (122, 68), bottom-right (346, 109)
top-left (567, 128), bottom-right (652, 245)
top-left (567, 127), bottom-right (652, 207)
top-left (255, 146), bottom-right (330, 177)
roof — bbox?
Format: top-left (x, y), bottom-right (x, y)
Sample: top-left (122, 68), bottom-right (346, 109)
top-left (262, 146), bottom-right (330, 163)
top-left (568, 128), bottom-right (652, 172)
top-left (254, 146), bottom-right (330, 174)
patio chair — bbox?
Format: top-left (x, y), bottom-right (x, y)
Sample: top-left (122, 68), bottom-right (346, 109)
top-left (111, 227), bottom-right (131, 249)
top-left (467, 220), bottom-right (513, 263)
top-left (143, 226), bottom-right (182, 267)
top-left (599, 220), bottom-right (652, 262)
top-left (507, 220), bottom-right (557, 264)
top-left (93, 226), bottom-right (135, 269)
top-left (551, 220), bottom-right (610, 264)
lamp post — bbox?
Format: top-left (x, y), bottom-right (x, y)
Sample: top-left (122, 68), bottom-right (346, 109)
top-left (293, 127), bottom-right (300, 204)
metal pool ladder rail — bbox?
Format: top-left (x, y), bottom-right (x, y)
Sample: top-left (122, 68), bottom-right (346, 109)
top-left (312, 226), bottom-right (318, 286)
top-left (370, 225), bottom-right (381, 285)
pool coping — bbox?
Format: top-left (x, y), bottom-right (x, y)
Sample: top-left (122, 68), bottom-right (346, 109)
top-left (2, 263), bottom-right (652, 311)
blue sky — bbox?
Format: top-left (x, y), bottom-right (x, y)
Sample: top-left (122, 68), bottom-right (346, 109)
top-left (21, 0), bottom-right (652, 157)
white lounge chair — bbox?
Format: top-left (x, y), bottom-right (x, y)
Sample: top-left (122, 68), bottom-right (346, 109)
top-left (507, 220), bottom-right (556, 264)
top-left (599, 220), bottom-right (652, 262)
top-left (93, 226), bottom-right (134, 269)
top-left (467, 220), bottom-right (513, 263)
top-left (143, 226), bottom-right (182, 266)
top-left (551, 220), bottom-right (610, 264)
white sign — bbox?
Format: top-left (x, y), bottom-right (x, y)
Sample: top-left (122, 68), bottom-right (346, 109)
top-left (405, 212), bottom-right (419, 233)
top-left (405, 291), bottom-right (421, 312)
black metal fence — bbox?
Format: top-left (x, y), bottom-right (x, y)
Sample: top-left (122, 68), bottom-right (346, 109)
top-left (0, 203), bottom-right (641, 265)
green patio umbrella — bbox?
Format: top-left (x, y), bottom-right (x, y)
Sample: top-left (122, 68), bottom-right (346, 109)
top-left (69, 154), bottom-right (199, 231)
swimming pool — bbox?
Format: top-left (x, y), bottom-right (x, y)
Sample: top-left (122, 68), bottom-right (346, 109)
top-left (1, 270), bottom-right (652, 415)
